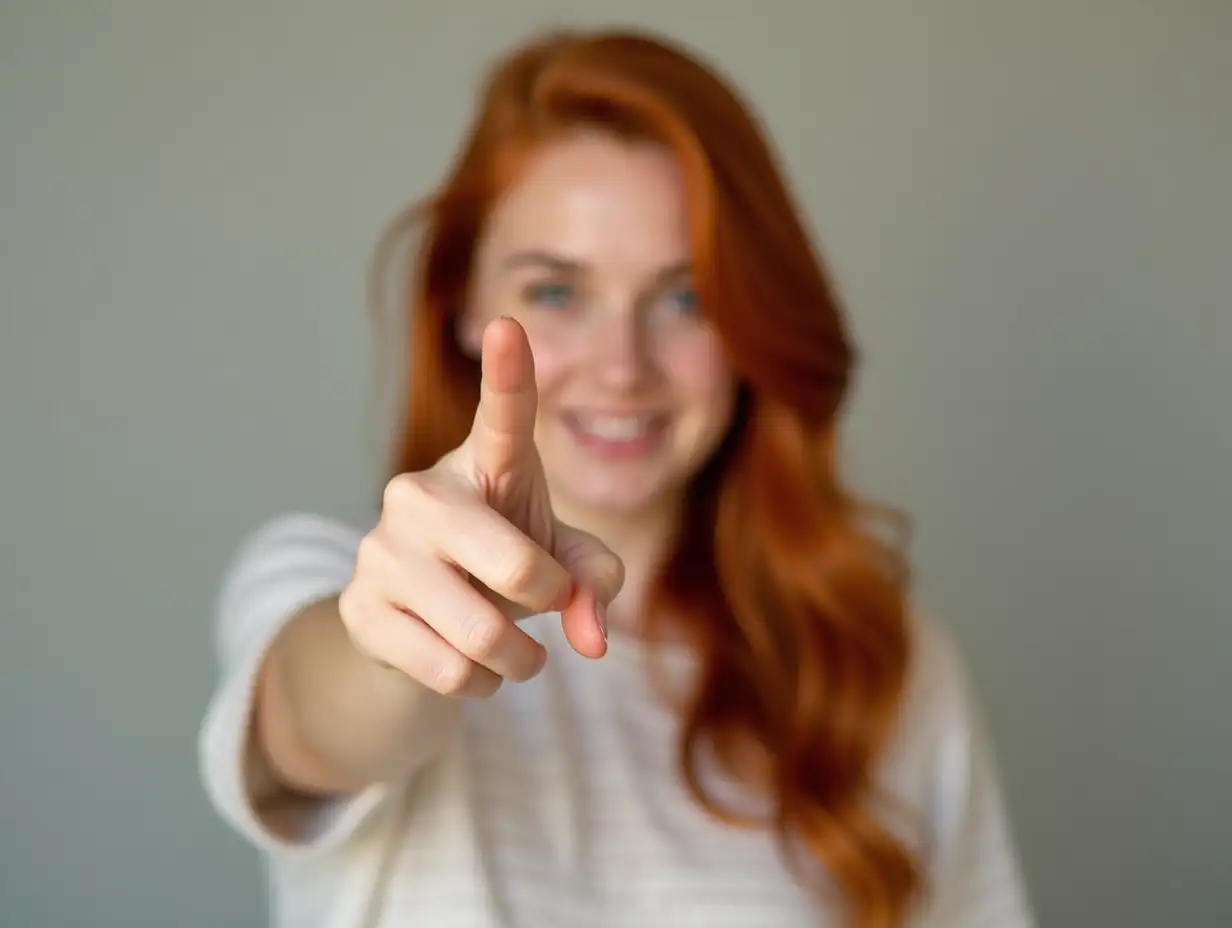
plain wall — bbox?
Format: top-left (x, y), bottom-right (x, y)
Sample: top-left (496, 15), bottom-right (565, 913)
top-left (2, 2), bottom-right (1228, 925)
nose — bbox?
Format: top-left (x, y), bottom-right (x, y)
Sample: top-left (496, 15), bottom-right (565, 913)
top-left (588, 308), bottom-right (653, 391)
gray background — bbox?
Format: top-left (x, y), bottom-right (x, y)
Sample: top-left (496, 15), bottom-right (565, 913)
top-left (2, 2), bottom-right (1228, 925)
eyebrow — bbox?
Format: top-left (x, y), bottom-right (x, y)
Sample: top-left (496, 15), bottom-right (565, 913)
top-left (500, 249), bottom-right (692, 282)
top-left (501, 250), bottom-right (586, 274)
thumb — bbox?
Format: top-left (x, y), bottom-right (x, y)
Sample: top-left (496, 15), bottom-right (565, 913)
top-left (551, 521), bottom-right (624, 659)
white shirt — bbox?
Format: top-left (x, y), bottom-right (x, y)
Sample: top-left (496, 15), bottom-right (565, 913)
top-left (198, 513), bottom-right (1035, 927)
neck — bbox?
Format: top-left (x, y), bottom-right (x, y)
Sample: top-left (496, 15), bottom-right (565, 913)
top-left (550, 496), bottom-right (682, 635)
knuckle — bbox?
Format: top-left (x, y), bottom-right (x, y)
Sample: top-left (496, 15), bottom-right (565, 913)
top-left (496, 546), bottom-right (541, 597)
top-left (381, 473), bottom-right (413, 511)
top-left (428, 654), bottom-right (474, 696)
top-left (459, 612), bottom-right (505, 661)
top-left (353, 532), bottom-right (389, 577)
top-left (604, 555), bottom-right (626, 601)
top-left (336, 583), bottom-right (360, 625)
top-left (471, 674), bottom-right (503, 700)
top-left (382, 472), bottom-right (433, 514)
top-left (337, 584), bottom-right (375, 635)
top-left (354, 528), bottom-right (412, 587)
top-left (342, 611), bottom-right (387, 665)
top-left (506, 647), bottom-right (545, 684)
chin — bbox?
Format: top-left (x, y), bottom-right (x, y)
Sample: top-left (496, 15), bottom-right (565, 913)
top-left (552, 474), bottom-right (677, 519)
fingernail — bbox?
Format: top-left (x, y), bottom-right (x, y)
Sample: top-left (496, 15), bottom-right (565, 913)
top-left (597, 601), bottom-right (608, 643)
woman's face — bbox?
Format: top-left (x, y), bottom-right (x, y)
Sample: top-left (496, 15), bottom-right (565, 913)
top-left (463, 131), bottom-right (736, 523)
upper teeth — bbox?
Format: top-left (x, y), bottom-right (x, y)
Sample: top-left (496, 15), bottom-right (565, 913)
top-left (579, 415), bottom-right (651, 441)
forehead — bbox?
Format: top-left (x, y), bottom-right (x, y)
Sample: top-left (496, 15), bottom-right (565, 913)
top-left (477, 132), bottom-right (691, 272)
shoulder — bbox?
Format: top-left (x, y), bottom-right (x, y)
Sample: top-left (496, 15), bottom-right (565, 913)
top-left (883, 614), bottom-right (1035, 924)
top-left (210, 512), bottom-right (371, 660)
top-left (896, 612), bottom-right (984, 749)
top-left (878, 611), bottom-right (1002, 841)
top-left (220, 512), bottom-right (372, 588)
top-left (224, 511), bottom-right (371, 568)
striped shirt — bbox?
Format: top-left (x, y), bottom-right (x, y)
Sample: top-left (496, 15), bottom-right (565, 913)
top-left (198, 512), bottom-right (1035, 927)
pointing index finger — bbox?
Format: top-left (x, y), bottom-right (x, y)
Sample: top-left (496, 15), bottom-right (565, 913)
top-left (469, 316), bottom-right (539, 477)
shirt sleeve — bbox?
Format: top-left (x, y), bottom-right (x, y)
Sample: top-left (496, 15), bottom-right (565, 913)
top-left (912, 619), bottom-right (1037, 928)
top-left (196, 512), bottom-right (392, 857)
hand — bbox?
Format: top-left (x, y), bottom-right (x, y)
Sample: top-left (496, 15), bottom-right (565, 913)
top-left (339, 316), bottom-right (624, 698)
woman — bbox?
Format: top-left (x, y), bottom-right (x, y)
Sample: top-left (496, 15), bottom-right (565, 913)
top-left (199, 28), bottom-right (1033, 928)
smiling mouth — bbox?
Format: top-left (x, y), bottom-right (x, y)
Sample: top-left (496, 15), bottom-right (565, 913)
top-left (562, 411), bottom-right (669, 453)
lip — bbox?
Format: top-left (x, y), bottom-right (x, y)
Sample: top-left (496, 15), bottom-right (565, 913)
top-left (560, 410), bottom-right (670, 457)
top-left (564, 408), bottom-right (668, 418)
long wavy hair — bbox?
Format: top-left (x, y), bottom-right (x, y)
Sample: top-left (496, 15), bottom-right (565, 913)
top-left (370, 28), bottom-right (920, 927)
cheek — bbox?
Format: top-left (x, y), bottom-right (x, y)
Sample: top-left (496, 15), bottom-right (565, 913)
top-left (676, 343), bottom-right (736, 424)
top-left (522, 333), bottom-right (573, 407)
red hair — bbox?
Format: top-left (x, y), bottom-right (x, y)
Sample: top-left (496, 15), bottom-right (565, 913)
top-left (372, 29), bottom-right (920, 927)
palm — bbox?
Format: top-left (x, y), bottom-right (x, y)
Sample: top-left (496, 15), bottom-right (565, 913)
top-left (478, 453), bottom-right (557, 561)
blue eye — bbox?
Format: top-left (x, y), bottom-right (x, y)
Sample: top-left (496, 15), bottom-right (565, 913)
top-left (524, 281), bottom-right (574, 308)
top-left (669, 286), bottom-right (700, 313)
